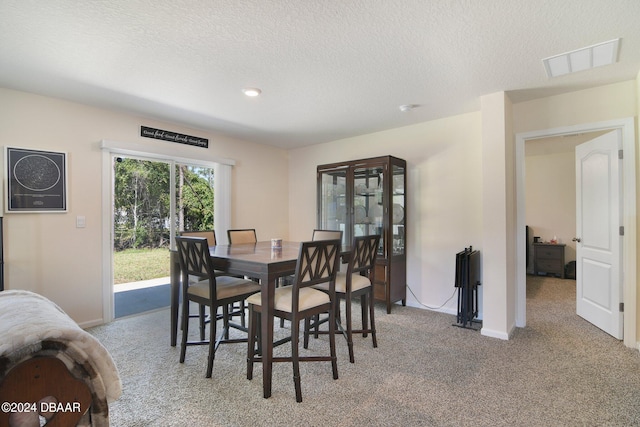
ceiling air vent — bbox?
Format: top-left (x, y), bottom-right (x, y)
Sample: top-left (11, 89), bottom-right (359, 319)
top-left (543, 38), bottom-right (620, 78)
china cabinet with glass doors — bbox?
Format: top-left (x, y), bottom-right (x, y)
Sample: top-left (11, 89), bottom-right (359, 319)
top-left (317, 155), bottom-right (406, 313)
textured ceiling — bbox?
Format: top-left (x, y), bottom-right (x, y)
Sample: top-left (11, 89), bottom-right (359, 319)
top-left (1, 1), bottom-right (639, 149)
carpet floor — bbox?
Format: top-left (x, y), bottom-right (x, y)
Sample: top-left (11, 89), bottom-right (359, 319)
top-left (89, 276), bottom-right (640, 426)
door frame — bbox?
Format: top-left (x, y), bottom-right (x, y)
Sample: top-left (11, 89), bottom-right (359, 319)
top-left (100, 139), bottom-right (233, 323)
top-left (515, 118), bottom-right (636, 347)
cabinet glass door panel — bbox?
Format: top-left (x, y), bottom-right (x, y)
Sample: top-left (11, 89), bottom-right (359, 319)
top-left (317, 156), bottom-right (407, 313)
top-left (353, 165), bottom-right (384, 254)
top-left (318, 167), bottom-right (348, 245)
top-left (391, 163), bottom-right (405, 255)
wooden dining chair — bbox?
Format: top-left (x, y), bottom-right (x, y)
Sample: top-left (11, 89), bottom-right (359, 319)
top-left (305, 234), bottom-right (380, 363)
top-left (175, 236), bottom-right (261, 378)
top-left (246, 239), bottom-right (341, 402)
top-left (227, 229), bottom-right (257, 244)
top-left (179, 230), bottom-right (236, 338)
top-left (279, 229), bottom-right (343, 327)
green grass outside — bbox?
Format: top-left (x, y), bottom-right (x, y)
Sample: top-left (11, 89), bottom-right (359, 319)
top-left (114, 248), bottom-right (171, 284)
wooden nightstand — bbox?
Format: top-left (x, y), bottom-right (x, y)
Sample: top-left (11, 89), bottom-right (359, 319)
top-left (533, 243), bottom-right (566, 278)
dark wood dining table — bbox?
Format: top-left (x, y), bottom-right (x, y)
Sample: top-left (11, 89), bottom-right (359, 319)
top-left (169, 240), bottom-right (309, 398)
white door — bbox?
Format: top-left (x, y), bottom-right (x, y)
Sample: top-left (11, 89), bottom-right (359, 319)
top-left (575, 130), bottom-right (622, 339)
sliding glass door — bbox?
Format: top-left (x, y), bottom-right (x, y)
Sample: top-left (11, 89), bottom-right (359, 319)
top-left (175, 163), bottom-right (215, 233)
top-left (112, 156), bottom-right (215, 318)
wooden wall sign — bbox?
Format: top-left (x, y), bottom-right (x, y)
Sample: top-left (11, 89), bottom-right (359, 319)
top-left (140, 126), bottom-right (209, 148)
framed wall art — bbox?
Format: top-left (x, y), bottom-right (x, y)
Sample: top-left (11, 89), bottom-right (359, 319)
top-left (5, 147), bottom-right (68, 212)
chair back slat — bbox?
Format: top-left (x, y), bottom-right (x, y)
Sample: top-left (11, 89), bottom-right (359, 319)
top-left (292, 239), bottom-right (341, 312)
top-left (348, 235), bottom-right (380, 276)
top-left (175, 236), bottom-right (216, 283)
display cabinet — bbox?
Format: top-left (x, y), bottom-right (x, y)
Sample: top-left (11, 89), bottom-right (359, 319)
top-left (317, 155), bottom-right (406, 313)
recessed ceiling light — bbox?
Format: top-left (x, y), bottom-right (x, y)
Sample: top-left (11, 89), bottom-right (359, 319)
top-left (242, 87), bottom-right (262, 97)
top-left (542, 38), bottom-right (620, 78)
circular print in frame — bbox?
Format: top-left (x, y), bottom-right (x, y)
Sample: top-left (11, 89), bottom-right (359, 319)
top-left (13, 154), bottom-right (62, 191)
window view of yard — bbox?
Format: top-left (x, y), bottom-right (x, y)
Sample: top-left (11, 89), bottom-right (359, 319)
top-left (113, 248), bottom-right (170, 284)
top-left (114, 158), bottom-right (214, 285)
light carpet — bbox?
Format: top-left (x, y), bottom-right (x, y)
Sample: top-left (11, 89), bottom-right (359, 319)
top-left (88, 276), bottom-right (640, 426)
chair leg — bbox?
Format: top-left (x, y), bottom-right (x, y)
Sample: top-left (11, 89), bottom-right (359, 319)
top-left (313, 313), bottom-right (320, 338)
top-left (291, 318), bottom-right (302, 403)
top-left (303, 317), bottom-right (311, 349)
top-left (335, 300), bottom-right (342, 327)
top-left (223, 304), bottom-right (230, 340)
top-left (256, 314), bottom-right (262, 356)
top-left (179, 298), bottom-right (189, 363)
top-left (345, 296), bottom-right (355, 364)
top-left (247, 307), bottom-right (256, 380)
top-left (206, 305), bottom-right (218, 378)
top-left (241, 301), bottom-right (247, 327)
top-left (199, 304), bottom-right (206, 340)
top-left (360, 295), bottom-right (368, 338)
top-left (368, 291), bottom-right (378, 348)
top-left (328, 307), bottom-right (339, 380)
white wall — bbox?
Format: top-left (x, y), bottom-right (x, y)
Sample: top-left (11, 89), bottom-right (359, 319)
top-left (289, 112), bottom-right (483, 314)
top-left (480, 91), bottom-right (516, 339)
top-left (637, 70), bottom-right (640, 348)
top-left (0, 88), bottom-right (289, 326)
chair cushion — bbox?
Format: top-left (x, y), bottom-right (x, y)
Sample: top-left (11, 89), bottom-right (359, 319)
top-left (187, 281), bottom-right (210, 299)
top-left (187, 277), bottom-right (260, 301)
top-left (315, 272), bottom-right (371, 293)
top-left (247, 287), bottom-right (330, 313)
top-left (188, 275), bottom-right (208, 285)
top-left (216, 276), bottom-right (261, 300)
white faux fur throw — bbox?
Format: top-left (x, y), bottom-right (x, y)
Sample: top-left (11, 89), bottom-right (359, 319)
top-left (0, 290), bottom-right (122, 405)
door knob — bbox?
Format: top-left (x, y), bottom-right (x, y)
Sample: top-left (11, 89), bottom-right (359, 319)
top-left (572, 237), bottom-right (581, 242)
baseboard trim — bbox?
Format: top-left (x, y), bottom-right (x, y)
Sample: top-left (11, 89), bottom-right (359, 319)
top-left (480, 327), bottom-right (510, 340)
top-left (79, 318), bottom-right (105, 329)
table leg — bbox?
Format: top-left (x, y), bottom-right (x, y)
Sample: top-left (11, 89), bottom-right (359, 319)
top-left (261, 274), bottom-right (276, 398)
top-left (170, 251), bottom-right (180, 347)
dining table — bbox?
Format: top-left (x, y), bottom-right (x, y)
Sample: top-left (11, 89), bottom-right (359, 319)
top-left (170, 240), bottom-right (320, 398)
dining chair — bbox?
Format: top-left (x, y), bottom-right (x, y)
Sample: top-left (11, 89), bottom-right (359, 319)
top-left (246, 239), bottom-right (341, 402)
top-left (175, 236), bottom-right (261, 378)
top-left (305, 234), bottom-right (380, 363)
top-left (227, 229), bottom-right (257, 244)
top-left (179, 230), bottom-right (237, 338)
top-left (290, 229), bottom-right (345, 330)
top-left (279, 229), bottom-right (344, 327)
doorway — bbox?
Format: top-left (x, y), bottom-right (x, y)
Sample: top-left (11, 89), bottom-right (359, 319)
top-left (110, 155), bottom-right (217, 318)
top-left (515, 118), bottom-right (637, 347)
top-left (523, 131), bottom-right (608, 325)
top-left (112, 156), bottom-right (171, 318)
top-left (101, 140), bottom-right (232, 323)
